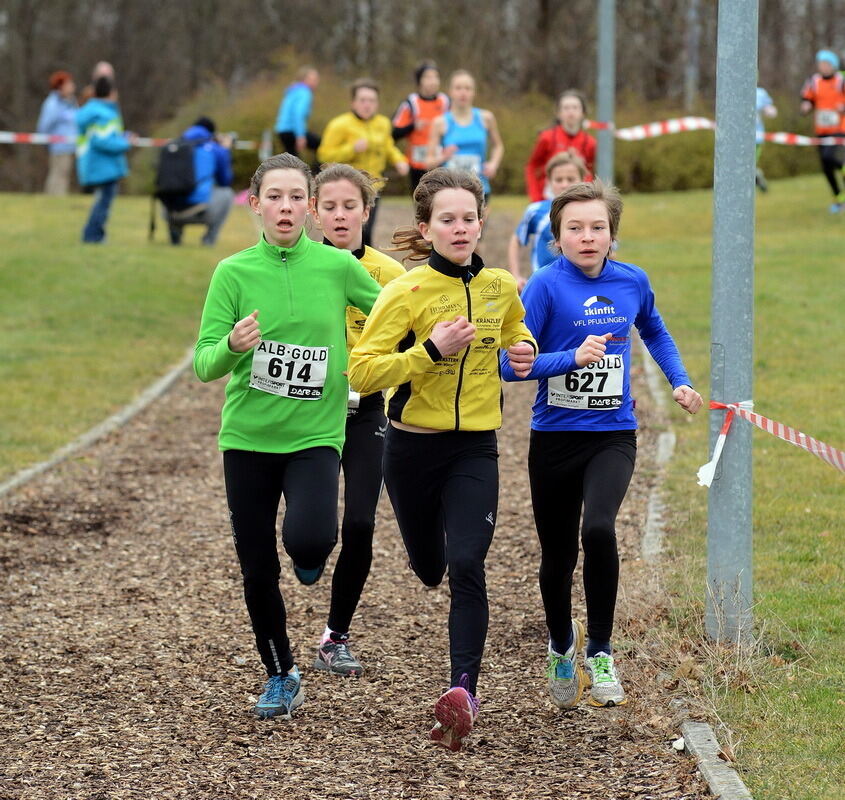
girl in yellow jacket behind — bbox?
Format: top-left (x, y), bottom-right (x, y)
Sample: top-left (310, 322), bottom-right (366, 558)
top-left (348, 168), bottom-right (536, 752)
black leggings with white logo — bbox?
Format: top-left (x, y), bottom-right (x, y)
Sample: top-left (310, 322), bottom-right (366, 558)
top-left (328, 393), bottom-right (387, 634)
top-left (383, 426), bottom-right (498, 695)
top-left (223, 447), bottom-right (340, 676)
top-left (528, 429), bottom-right (636, 648)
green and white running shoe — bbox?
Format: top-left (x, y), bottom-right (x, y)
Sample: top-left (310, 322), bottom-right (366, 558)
top-left (547, 619), bottom-right (586, 709)
top-left (585, 651), bottom-right (628, 707)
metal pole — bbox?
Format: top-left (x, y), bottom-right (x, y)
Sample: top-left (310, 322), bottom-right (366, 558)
top-left (705, 0), bottom-right (758, 644)
top-left (595, 0), bottom-right (615, 183)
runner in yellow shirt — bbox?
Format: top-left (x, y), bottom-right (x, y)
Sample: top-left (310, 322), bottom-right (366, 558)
top-left (318, 78), bottom-right (409, 245)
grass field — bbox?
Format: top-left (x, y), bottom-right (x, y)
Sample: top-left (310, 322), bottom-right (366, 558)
top-left (0, 192), bottom-right (259, 481)
top-left (3, 176), bottom-right (844, 797)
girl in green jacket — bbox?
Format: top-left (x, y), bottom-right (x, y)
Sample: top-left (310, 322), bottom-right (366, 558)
top-left (194, 153), bottom-right (381, 720)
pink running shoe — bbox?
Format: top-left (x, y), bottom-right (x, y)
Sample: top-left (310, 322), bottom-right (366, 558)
top-left (430, 674), bottom-right (479, 752)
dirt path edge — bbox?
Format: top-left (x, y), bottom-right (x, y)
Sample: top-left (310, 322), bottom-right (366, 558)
top-left (0, 347), bottom-right (194, 500)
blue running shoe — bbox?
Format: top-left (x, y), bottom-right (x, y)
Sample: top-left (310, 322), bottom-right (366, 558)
top-left (547, 619), bottom-right (587, 709)
top-left (254, 667), bottom-right (305, 719)
top-left (293, 561), bottom-right (325, 586)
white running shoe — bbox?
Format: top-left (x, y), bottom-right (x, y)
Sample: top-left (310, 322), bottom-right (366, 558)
top-left (585, 651), bottom-right (628, 707)
top-left (547, 619), bottom-right (587, 709)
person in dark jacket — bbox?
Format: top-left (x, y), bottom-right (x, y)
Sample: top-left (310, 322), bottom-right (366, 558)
top-left (165, 117), bottom-right (235, 246)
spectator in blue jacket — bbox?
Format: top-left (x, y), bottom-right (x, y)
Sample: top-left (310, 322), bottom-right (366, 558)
top-left (165, 117), bottom-right (235, 246)
top-left (76, 77), bottom-right (134, 244)
top-left (36, 71), bottom-right (78, 195)
top-left (275, 67), bottom-right (321, 159)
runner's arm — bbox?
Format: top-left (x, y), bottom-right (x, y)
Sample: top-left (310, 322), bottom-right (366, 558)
top-left (291, 88), bottom-right (312, 139)
top-left (391, 100), bottom-right (414, 141)
top-left (635, 279), bottom-right (692, 390)
top-left (194, 266), bottom-right (246, 382)
top-left (345, 254), bottom-right (382, 316)
top-left (500, 276), bottom-right (578, 381)
top-left (348, 286), bottom-right (440, 394)
top-left (426, 116), bottom-right (447, 169)
top-left (507, 233), bottom-right (527, 290)
top-left (385, 122), bottom-right (409, 168)
top-left (317, 117), bottom-right (357, 164)
top-left (482, 110), bottom-right (504, 176)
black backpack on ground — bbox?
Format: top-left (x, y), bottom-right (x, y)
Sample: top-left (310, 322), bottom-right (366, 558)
top-left (148, 138), bottom-right (198, 241)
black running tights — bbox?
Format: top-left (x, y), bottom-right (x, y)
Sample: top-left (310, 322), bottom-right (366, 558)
top-left (223, 447), bottom-right (340, 676)
top-left (383, 426), bottom-right (498, 695)
top-left (328, 394), bottom-right (387, 634)
top-left (818, 144), bottom-right (845, 198)
top-left (528, 430), bottom-right (636, 648)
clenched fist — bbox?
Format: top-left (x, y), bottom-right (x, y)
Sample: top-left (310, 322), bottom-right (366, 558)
top-left (229, 310), bottom-right (260, 353)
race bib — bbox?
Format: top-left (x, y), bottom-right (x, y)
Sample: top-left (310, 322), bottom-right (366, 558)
top-left (249, 340), bottom-right (328, 400)
top-left (547, 354), bottom-right (624, 411)
top-left (815, 109), bottom-right (840, 129)
top-left (446, 153), bottom-right (482, 175)
top-left (411, 145), bottom-right (430, 164)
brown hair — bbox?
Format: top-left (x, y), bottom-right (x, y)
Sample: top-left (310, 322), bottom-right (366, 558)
top-left (557, 89), bottom-right (588, 117)
top-left (549, 179), bottom-right (623, 243)
top-left (314, 163), bottom-right (379, 209)
top-left (249, 153), bottom-right (314, 197)
top-left (351, 77), bottom-right (379, 98)
top-left (545, 151), bottom-right (587, 180)
top-left (296, 65), bottom-right (317, 82)
top-left (391, 167), bottom-right (485, 263)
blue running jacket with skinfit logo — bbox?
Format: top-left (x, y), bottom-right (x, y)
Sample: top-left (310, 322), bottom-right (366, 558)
top-left (500, 255), bottom-right (692, 431)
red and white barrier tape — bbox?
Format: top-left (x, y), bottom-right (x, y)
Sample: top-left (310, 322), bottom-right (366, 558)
top-left (585, 117), bottom-right (845, 146)
top-left (0, 131), bottom-right (259, 150)
top-left (697, 401), bottom-right (845, 487)
top-left (6, 121), bottom-right (845, 150)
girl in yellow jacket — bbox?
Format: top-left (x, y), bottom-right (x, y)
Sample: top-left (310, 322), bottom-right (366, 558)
top-left (309, 163), bottom-right (406, 678)
top-left (348, 167), bottom-right (536, 752)
top-left (318, 78), bottom-right (409, 246)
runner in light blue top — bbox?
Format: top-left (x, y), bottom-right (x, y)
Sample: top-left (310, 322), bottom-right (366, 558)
top-left (427, 70), bottom-right (503, 200)
top-left (507, 151), bottom-right (587, 291)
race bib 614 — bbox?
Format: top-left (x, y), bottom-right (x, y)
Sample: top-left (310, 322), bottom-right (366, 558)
top-left (249, 340), bottom-right (329, 400)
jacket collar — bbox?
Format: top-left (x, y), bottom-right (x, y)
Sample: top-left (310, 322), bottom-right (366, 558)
top-left (322, 236), bottom-right (365, 260)
top-left (558, 253), bottom-right (611, 279)
top-left (257, 230), bottom-right (311, 263)
top-left (428, 249), bottom-right (484, 279)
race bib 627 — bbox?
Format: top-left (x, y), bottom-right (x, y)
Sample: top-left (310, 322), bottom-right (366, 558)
top-left (547, 354), bottom-right (624, 411)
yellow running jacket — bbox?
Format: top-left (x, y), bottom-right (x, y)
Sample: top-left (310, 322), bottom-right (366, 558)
top-left (348, 251), bottom-right (537, 431)
top-left (317, 112), bottom-right (407, 178)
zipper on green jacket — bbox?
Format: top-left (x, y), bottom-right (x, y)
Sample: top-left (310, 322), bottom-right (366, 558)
top-left (280, 250), bottom-right (294, 316)
top-left (454, 274), bottom-right (473, 431)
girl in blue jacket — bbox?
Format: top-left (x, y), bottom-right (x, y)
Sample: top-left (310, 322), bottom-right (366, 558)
top-left (501, 180), bottom-right (702, 710)
top-left (76, 77), bottom-right (133, 243)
